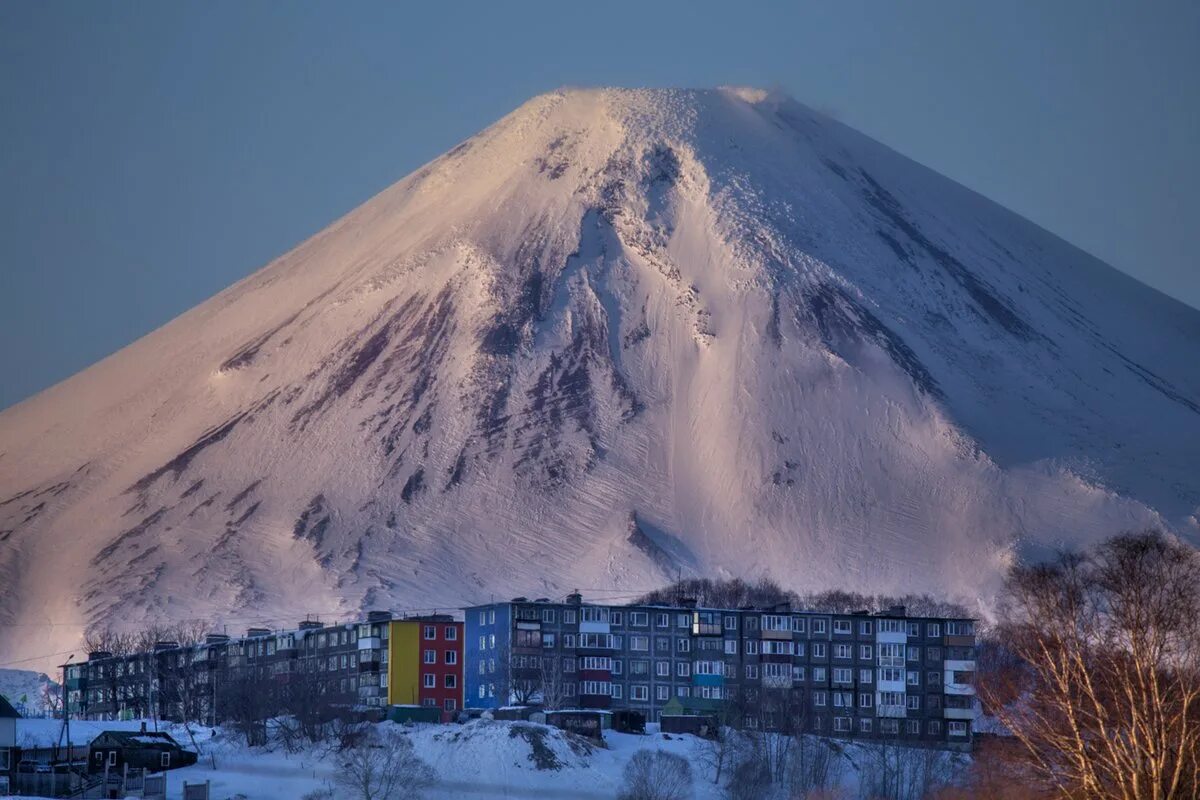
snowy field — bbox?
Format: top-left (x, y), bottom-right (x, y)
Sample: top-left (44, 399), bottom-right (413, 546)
top-left (1, 717), bottom-right (970, 799)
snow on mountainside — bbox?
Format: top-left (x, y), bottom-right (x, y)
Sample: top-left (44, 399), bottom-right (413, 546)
top-left (1, 87), bottom-right (1197, 667)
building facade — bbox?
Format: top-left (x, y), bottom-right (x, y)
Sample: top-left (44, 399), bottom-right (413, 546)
top-left (63, 612), bottom-right (463, 725)
top-left (464, 594), bottom-right (977, 748)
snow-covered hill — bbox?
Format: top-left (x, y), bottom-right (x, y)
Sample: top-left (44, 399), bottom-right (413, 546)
top-left (1, 87), bottom-right (1197, 667)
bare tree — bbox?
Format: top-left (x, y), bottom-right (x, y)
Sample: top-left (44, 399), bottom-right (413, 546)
top-left (538, 655), bottom-right (569, 711)
top-left (492, 644), bottom-right (541, 707)
top-left (981, 531), bottom-right (1200, 800)
top-left (619, 749), bottom-right (694, 800)
top-left (334, 729), bottom-right (436, 800)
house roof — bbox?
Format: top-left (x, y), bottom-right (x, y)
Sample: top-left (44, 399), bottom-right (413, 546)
top-left (94, 730), bottom-right (179, 746)
top-left (0, 695), bottom-right (21, 718)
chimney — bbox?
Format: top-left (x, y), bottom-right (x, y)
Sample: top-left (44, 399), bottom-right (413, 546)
top-left (366, 610), bottom-right (393, 623)
top-left (888, 605), bottom-right (907, 617)
top-left (246, 627), bottom-right (271, 638)
top-left (565, 592), bottom-right (582, 606)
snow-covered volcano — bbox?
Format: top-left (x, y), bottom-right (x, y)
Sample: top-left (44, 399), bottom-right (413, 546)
top-left (2, 87), bottom-right (1197, 666)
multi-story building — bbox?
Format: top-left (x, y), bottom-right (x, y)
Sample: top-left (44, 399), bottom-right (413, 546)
top-left (63, 612), bottom-right (463, 724)
top-left (464, 594), bottom-right (977, 749)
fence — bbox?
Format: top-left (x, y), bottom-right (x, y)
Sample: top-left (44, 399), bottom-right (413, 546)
top-left (183, 779), bottom-right (211, 800)
top-left (144, 771), bottom-right (167, 798)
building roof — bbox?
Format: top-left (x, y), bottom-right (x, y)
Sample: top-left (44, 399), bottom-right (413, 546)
top-left (93, 730), bottom-right (179, 747)
top-left (0, 695), bottom-right (21, 718)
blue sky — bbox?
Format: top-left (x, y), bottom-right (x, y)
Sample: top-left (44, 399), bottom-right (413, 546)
top-left (1, 1), bottom-right (1197, 411)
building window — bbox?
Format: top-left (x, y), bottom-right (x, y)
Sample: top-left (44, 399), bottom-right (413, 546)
top-left (813, 691), bottom-right (827, 707)
top-left (812, 618), bottom-right (828, 634)
top-left (445, 626), bottom-right (457, 640)
top-left (543, 633), bottom-right (556, 648)
top-left (928, 623), bottom-right (941, 638)
top-left (656, 685), bottom-right (669, 700)
top-left (860, 718), bottom-right (873, 733)
top-left (833, 668), bottom-right (852, 683)
top-left (834, 644), bottom-right (851, 659)
top-left (762, 614), bottom-right (789, 631)
top-left (813, 667), bottom-right (826, 682)
top-left (424, 625), bottom-right (436, 640)
top-left (582, 607), bottom-right (609, 623)
top-left (724, 640), bottom-right (737, 655)
top-left (928, 671), bottom-right (941, 685)
top-left (562, 634), bottom-right (575, 648)
top-left (724, 616), bottom-right (737, 630)
top-left (479, 611), bottom-right (487, 626)
top-left (906, 720), bottom-right (920, 735)
top-left (610, 611), bottom-right (622, 625)
top-left (833, 717), bottom-right (851, 732)
top-left (445, 674), bottom-right (457, 689)
top-left (745, 664), bottom-right (758, 679)
top-left (812, 643), bottom-right (826, 658)
top-left (792, 665), bottom-right (806, 682)
top-left (833, 620), bottom-right (851, 635)
top-left (878, 620), bottom-right (904, 634)
top-left (859, 692), bottom-right (873, 708)
top-left (563, 657), bottom-right (577, 673)
top-left (630, 684), bottom-right (649, 701)
top-left (612, 659), bottom-right (623, 675)
top-left (630, 612), bottom-right (648, 627)
top-left (676, 686), bottom-right (689, 698)
top-left (446, 650), bottom-right (458, 665)
top-left (564, 610), bottom-right (576, 624)
top-left (656, 637), bottom-right (670, 652)
top-left (630, 636), bottom-right (649, 651)
top-left (424, 650), bottom-right (436, 664)
top-left (676, 662), bottom-right (690, 677)
top-left (859, 621), bottom-right (872, 635)
top-left (859, 645), bottom-right (872, 660)
top-left (677, 638), bottom-right (690, 653)
top-left (907, 695), bottom-right (921, 710)
top-left (611, 684), bottom-right (623, 699)
top-left (929, 720), bottom-right (943, 735)
top-left (949, 721), bottom-right (968, 737)
top-left (656, 661), bottom-right (670, 677)
top-left (542, 609), bottom-right (556, 623)
top-left (859, 669), bottom-right (873, 684)
top-left (745, 640), bottom-right (759, 655)
top-left (423, 674), bottom-right (435, 688)
top-left (445, 699), bottom-right (457, 711)
top-left (656, 613), bottom-right (669, 628)
top-left (946, 622), bottom-right (974, 637)
top-left (676, 614), bottom-right (689, 629)
top-left (488, 634), bottom-right (495, 649)
top-left (906, 622), bottom-right (921, 637)
top-left (908, 646), bottom-right (921, 662)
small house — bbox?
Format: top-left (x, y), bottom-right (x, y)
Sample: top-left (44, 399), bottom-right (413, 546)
top-left (88, 728), bottom-right (197, 772)
top-left (0, 695), bottom-right (18, 793)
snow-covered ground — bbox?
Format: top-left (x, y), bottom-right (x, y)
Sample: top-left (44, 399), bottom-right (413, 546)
top-left (1, 718), bottom-right (969, 799)
top-left (1, 86), bottom-right (1197, 670)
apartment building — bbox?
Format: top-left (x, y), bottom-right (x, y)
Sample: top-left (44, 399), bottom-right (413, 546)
top-left (464, 594), bottom-right (977, 749)
top-left (63, 612), bottom-right (463, 724)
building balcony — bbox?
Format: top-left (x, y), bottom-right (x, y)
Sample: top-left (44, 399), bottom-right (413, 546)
top-left (944, 706), bottom-right (977, 720)
top-left (944, 682), bottom-right (975, 696)
top-left (762, 676), bottom-right (792, 689)
top-left (358, 637), bottom-right (382, 651)
top-left (358, 661), bottom-right (382, 674)
top-left (877, 704), bottom-right (907, 718)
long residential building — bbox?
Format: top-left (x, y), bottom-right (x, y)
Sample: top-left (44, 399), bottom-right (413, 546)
top-left (63, 612), bottom-right (463, 724)
top-left (464, 593), bottom-right (977, 749)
